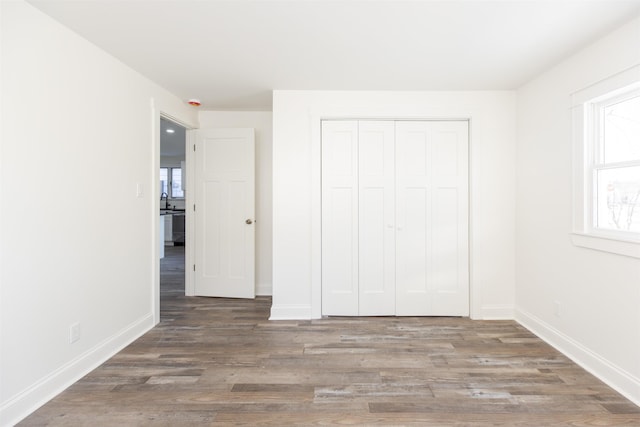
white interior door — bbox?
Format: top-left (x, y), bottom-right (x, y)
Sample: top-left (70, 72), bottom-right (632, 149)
top-left (194, 128), bottom-right (255, 299)
top-left (395, 121), bottom-right (469, 316)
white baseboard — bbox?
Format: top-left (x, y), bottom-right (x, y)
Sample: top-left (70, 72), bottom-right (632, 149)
top-left (479, 304), bottom-right (514, 320)
top-left (270, 303), bottom-right (515, 320)
top-left (269, 304), bottom-right (312, 320)
top-left (256, 283), bottom-right (272, 296)
top-left (0, 313), bottom-right (155, 427)
top-left (515, 308), bottom-right (640, 407)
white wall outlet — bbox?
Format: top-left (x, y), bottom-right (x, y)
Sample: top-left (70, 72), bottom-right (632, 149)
top-left (69, 322), bottom-right (80, 344)
top-left (554, 301), bottom-right (561, 317)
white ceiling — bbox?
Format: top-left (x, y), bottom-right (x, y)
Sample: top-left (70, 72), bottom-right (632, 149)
top-left (27, 0), bottom-right (640, 111)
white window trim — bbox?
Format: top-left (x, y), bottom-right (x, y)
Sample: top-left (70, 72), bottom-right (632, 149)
top-left (160, 166), bottom-right (185, 199)
top-left (571, 64), bottom-right (640, 258)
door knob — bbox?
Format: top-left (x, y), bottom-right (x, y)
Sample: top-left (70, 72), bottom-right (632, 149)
top-left (245, 219), bottom-right (253, 225)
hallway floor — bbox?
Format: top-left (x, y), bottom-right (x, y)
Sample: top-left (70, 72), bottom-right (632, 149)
top-left (19, 247), bottom-right (640, 426)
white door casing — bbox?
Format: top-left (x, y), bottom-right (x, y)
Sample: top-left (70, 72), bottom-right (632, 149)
top-left (321, 120), bottom-right (469, 316)
top-left (194, 128), bottom-right (255, 299)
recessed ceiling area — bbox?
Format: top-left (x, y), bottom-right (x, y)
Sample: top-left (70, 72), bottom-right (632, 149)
top-left (27, 0), bottom-right (640, 111)
top-left (160, 117), bottom-right (186, 158)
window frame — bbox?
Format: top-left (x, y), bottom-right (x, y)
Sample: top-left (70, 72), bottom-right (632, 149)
top-left (571, 65), bottom-right (640, 258)
top-left (588, 88), bottom-right (640, 238)
top-left (160, 166), bottom-right (184, 199)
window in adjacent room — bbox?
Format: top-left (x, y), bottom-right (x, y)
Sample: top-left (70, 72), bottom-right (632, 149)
top-left (160, 167), bottom-right (184, 199)
top-left (171, 168), bottom-right (184, 198)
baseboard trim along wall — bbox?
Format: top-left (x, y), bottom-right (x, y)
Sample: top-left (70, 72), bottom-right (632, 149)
top-left (270, 304), bottom-right (517, 321)
top-left (516, 308), bottom-right (640, 407)
top-left (256, 283), bottom-right (273, 296)
top-left (479, 304), bottom-right (514, 320)
top-left (269, 304), bottom-right (312, 320)
top-left (1, 314), bottom-right (155, 427)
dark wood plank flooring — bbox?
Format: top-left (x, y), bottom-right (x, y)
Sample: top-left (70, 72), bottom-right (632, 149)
top-left (20, 246), bottom-right (640, 426)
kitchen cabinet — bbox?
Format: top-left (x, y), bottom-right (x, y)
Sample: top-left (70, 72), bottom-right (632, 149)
top-left (159, 215), bottom-right (165, 258)
top-left (164, 213), bottom-right (173, 244)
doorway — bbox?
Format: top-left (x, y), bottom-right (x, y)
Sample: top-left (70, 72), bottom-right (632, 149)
top-left (160, 117), bottom-right (187, 318)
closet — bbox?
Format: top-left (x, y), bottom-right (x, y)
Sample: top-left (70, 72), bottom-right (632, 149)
top-left (321, 120), bottom-right (469, 316)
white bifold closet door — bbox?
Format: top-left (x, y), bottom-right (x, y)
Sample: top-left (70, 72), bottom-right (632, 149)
top-left (321, 120), bottom-right (469, 316)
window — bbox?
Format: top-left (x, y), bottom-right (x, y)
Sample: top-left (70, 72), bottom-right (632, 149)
top-left (160, 167), bottom-right (184, 199)
top-left (171, 168), bottom-right (184, 198)
top-left (590, 89), bottom-right (640, 234)
top-left (572, 66), bottom-right (640, 258)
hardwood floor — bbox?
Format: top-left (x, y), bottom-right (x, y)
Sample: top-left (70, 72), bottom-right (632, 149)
top-left (20, 246), bottom-right (640, 426)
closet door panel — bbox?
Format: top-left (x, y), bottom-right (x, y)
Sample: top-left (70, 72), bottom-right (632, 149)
top-left (399, 187), bottom-right (429, 293)
top-left (432, 188), bottom-right (459, 291)
top-left (429, 121), bottom-right (469, 316)
top-left (395, 122), bottom-right (432, 315)
top-left (432, 127), bottom-right (460, 293)
top-left (321, 121), bottom-right (359, 315)
top-left (358, 121), bottom-right (395, 315)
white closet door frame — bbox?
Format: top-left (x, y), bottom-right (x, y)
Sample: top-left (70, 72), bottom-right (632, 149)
top-left (320, 119), bottom-right (469, 317)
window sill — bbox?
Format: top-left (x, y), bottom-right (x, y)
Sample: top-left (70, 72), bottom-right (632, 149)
top-left (571, 232), bottom-right (640, 259)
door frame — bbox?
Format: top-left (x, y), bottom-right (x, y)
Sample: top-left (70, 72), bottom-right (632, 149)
top-left (311, 113), bottom-right (475, 319)
top-left (185, 128), bottom-right (196, 297)
top-left (151, 100), bottom-right (198, 324)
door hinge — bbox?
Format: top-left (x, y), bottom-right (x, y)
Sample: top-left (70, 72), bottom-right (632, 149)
top-left (193, 204), bottom-right (196, 211)
top-left (193, 264), bottom-right (196, 271)
top-left (193, 144), bottom-right (196, 152)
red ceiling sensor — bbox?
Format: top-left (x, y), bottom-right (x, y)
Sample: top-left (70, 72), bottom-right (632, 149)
top-left (188, 99), bottom-right (201, 107)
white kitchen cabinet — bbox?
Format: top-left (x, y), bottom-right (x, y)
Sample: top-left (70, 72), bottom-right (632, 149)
top-left (159, 215), bottom-right (165, 259)
top-left (164, 213), bottom-right (173, 244)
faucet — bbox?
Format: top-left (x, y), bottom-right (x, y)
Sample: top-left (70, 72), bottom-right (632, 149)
top-left (160, 192), bottom-right (170, 210)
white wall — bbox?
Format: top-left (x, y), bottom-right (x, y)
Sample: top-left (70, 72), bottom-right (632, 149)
top-left (198, 111), bottom-right (273, 295)
top-left (160, 156), bottom-right (185, 167)
top-left (515, 16), bottom-right (640, 405)
top-left (0, 2), bottom-right (198, 424)
top-left (271, 90), bottom-right (516, 320)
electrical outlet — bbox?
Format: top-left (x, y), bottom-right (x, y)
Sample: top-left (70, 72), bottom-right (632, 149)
top-left (69, 322), bottom-right (80, 344)
top-left (554, 301), bottom-right (561, 317)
